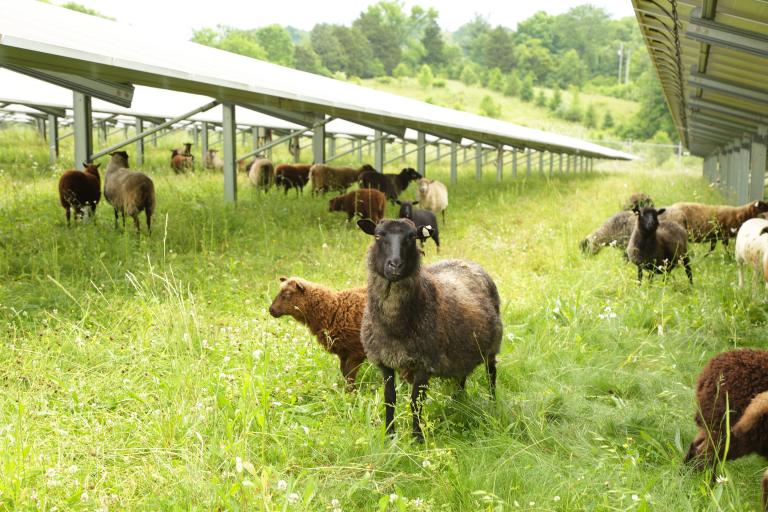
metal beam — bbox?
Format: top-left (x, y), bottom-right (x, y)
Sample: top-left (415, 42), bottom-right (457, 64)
top-left (238, 104), bottom-right (318, 127)
top-left (47, 113), bottom-right (58, 163)
top-left (687, 9), bottom-right (768, 59)
top-left (689, 70), bottom-right (768, 105)
top-left (18, 102), bottom-right (66, 117)
top-left (222, 102), bottom-right (237, 203)
top-left (134, 117), bottom-right (144, 166)
top-left (72, 91), bottom-right (92, 167)
top-left (688, 97), bottom-right (768, 125)
top-left (496, 146), bottom-right (503, 182)
top-left (688, 112), bottom-right (757, 132)
top-left (450, 141), bottom-right (458, 185)
top-left (526, 148), bottom-right (532, 177)
top-left (512, 148), bottom-right (517, 178)
top-left (90, 100), bottom-right (219, 160)
top-left (750, 126), bottom-right (767, 201)
top-left (201, 122), bottom-right (209, 164)
top-left (312, 116), bottom-right (325, 164)
top-left (374, 130), bottom-right (385, 171)
top-left (475, 143), bottom-right (482, 181)
top-left (738, 136), bottom-right (750, 205)
top-left (416, 131), bottom-right (426, 176)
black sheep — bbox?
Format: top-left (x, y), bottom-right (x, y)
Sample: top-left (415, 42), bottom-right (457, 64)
top-left (396, 200), bottom-right (440, 252)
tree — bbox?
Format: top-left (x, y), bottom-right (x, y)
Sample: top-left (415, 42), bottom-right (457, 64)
top-left (311, 24), bottom-right (346, 72)
top-left (564, 86), bottom-right (583, 122)
top-left (484, 26), bottom-right (515, 72)
top-left (584, 104), bottom-right (597, 128)
top-left (393, 62), bottom-right (411, 79)
top-left (332, 25), bottom-right (381, 78)
top-left (618, 70), bottom-right (677, 141)
top-left (552, 49), bottom-right (587, 88)
top-left (294, 41), bottom-right (329, 75)
top-left (453, 15), bottom-right (491, 64)
top-left (487, 68), bottom-right (504, 92)
top-left (514, 39), bottom-right (554, 83)
top-left (421, 15), bottom-right (446, 67)
top-left (504, 72), bottom-right (521, 97)
top-left (418, 64), bottom-right (434, 89)
top-left (218, 31), bottom-right (267, 60)
top-left (515, 11), bottom-right (556, 51)
top-left (253, 25), bottom-right (295, 67)
top-left (602, 111), bottom-right (615, 129)
top-left (535, 89), bottom-right (547, 107)
top-left (460, 64), bottom-right (479, 86)
top-left (353, 1), bottom-right (408, 74)
top-left (520, 73), bottom-right (535, 102)
top-left (548, 86), bottom-right (562, 111)
top-left (479, 95), bottom-right (501, 118)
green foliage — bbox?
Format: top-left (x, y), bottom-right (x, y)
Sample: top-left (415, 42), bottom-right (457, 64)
top-left (253, 25), bottom-right (295, 67)
top-left (294, 41), bottom-right (329, 75)
top-left (479, 95), bottom-right (501, 118)
top-left (393, 62), bottom-right (411, 79)
top-left (548, 86), bottom-right (562, 111)
top-left (421, 15), bottom-right (446, 67)
top-left (584, 103), bottom-right (597, 128)
top-left (553, 49), bottom-right (588, 88)
top-left (504, 72), bottom-right (521, 97)
top-left (483, 26), bottom-right (515, 72)
top-left (520, 73), bottom-right (535, 102)
top-left (535, 89), bottom-right (547, 107)
top-left (61, 2), bottom-right (114, 19)
top-left (651, 130), bottom-right (674, 165)
top-left (433, 79), bottom-right (446, 88)
top-left (514, 39), bottom-right (554, 83)
top-left (618, 70), bottom-right (677, 142)
top-left (487, 68), bottom-right (504, 92)
top-left (353, 1), bottom-right (407, 74)
top-left (603, 110), bottom-right (615, 129)
top-left (417, 64), bottom-right (434, 89)
top-left (564, 86), bottom-right (583, 122)
top-left (460, 64), bottom-right (479, 86)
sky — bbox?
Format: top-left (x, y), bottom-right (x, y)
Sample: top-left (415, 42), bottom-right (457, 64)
top-left (52, 0), bottom-right (636, 41)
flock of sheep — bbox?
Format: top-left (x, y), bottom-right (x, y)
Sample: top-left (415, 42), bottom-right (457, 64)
top-left (56, 145), bottom-right (768, 506)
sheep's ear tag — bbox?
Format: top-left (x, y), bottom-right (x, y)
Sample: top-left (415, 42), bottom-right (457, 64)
top-left (419, 225), bottom-right (433, 240)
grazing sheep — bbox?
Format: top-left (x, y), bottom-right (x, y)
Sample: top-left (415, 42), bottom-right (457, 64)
top-left (357, 218), bottom-right (503, 440)
top-left (670, 201), bottom-right (768, 251)
top-left (684, 349), bottom-right (768, 509)
top-left (626, 207), bottom-right (692, 284)
top-left (395, 200), bottom-right (440, 252)
top-left (416, 178), bottom-right (448, 225)
top-left (58, 162), bottom-right (101, 225)
top-left (204, 149), bottom-right (224, 171)
top-left (623, 192), bottom-right (654, 211)
top-left (170, 149), bottom-right (193, 173)
top-left (274, 163), bottom-right (311, 196)
top-left (248, 158), bottom-right (275, 191)
top-left (735, 217), bottom-right (768, 289)
top-left (358, 167), bottom-right (422, 201)
top-left (104, 151), bottom-right (156, 234)
top-left (580, 208), bottom-right (685, 255)
top-left (310, 163), bottom-right (373, 196)
top-left (269, 277), bottom-right (367, 391)
top-left (329, 189), bottom-right (386, 223)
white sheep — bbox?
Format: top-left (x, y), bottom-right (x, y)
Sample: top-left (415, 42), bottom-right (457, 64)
top-left (416, 178), bottom-right (448, 224)
top-left (735, 217), bottom-right (768, 289)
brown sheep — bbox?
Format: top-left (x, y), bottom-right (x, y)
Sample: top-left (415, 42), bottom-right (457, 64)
top-left (275, 163), bottom-right (311, 196)
top-left (310, 163), bottom-right (373, 196)
top-left (248, 158), bottom-right (275, 191)
top-left (170, 149), bottom-right (193, 173)
top-left (269, 277), bottom-right (367, 391)
top-left (580, 208), bottom-right (684, 256)
top-left (670, 201), bottom-right (768, 251)
top-left (58, 162), bottom-right (101, 224)
top-left (104, 151), bottom-right (156, 234)
top-left (329, 189), bottom-right (386, 223)
top-left (684, 349), bottom-right (768, 509)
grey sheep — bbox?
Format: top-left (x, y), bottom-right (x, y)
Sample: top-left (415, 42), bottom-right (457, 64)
top-left (104, 151), bottom-right (156, 234)
top-left (395, 200), bottom-right (440, 252)
top-left (357, 218), bottom-right (503, 441)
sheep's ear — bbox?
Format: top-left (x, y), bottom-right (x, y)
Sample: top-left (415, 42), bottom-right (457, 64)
top-left (279, 276), bottom-right (287, 282)
top-left (632, 206), bottom-right (640, 215)
top-left (82, 162), bottom-right (88, 168)
top-left (657, 208), bottom-right (666, 216)
top-left (95, 163), bottom-right (100, 169)
top-left (395, 200), bottom-right (402, 205)
top-left (296, 282), bottom-right (305, 292)
top-left (417, 225), bottom-right (434, 241)
top-left (357, 218), bottom-right (377, 236)
top-left (412, 201), bottom-right (419, 205)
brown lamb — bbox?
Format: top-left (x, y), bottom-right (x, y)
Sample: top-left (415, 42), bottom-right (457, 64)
top-left (268, 277), bottom-right (367, 391)
top-left (310, 164), bottom-right (373, 196)
top-left (58, 162), bottom-right (101, 224)
top-left (274, 163), bottom-right (311, 195)
top-left (670, 201), bottom-right (768, 250)
top-left (170, 149), bottom-right (193, 173)
top-left (328, 188), bottom-right (386, 223)
top-left (684, 349), bottom-right (768, 510)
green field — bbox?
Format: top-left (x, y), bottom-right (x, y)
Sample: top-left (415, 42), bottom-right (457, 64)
top-left (2, 125), bottom-right (767, 511)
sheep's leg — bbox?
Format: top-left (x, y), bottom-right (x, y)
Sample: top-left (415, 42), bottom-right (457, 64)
top-left (340, 354), bottom-right (364, 392)
top-left (65, 206), bottom-right (71, 225)
top-left (485, 355), bottom-right (497, 398)
top-left (410, 371), bottom-right (429, 442)
top-left (146, 211), bottom-right (152, 235)
top-left (442, 209), bottom-right (445, 226)
top-left (381, 365), bottom-right (396, 437)
top-left (458, 377), bottom-right (466, 390)
top-left (637, 266), bottom-right (643, 284)
top-left (113, 208), bottom-right (119, 229)
top-left (132, 214), bottom-right (140, 233)
top-left (121, 211), bottom-right (126, 229)
top-left (710, 238), bottom-right (717, 252)
top-left (738, 262), bottom-right (744, 288)
top-left (683, 256), bottom-right (693, 285)
top-left (683, 429), bottom-right (707, 465)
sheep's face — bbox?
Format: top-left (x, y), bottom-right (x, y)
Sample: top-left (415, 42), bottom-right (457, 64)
top-left (635, 207), bottom-right (665, 233)
top-left (329, 196), bottom-right (343, 212)
top-left (109, 151), bottom-right (129, 167)
top-left (401, 167), bottom-right (422, 183)
top-left (269, 277), bottom-right (307, 318)
top-left (395, 200), bottom-right (419, 220)
top-left (358, 219), bottom-right (433, 282)
top-left (360, 164), bottom-right (376, 173)
top-left (417, 179), bottom-right (430, 195)
top-left (752, 201), bottom-right (768, 215)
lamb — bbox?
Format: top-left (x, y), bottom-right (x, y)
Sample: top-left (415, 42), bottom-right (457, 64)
top-left (623, 192), bottom-right (654, 211)
top-left (669, 200), bottom-right (768, 251)
top-left (58, 162), bottom-right (101, 224)
top-left (309, 163), bottom-right (373, 196)
top-left (104, 151), bottom-right (156, 234)
top-left (395, 200), bottom-right (440, 252)
top-left (248, 158), bottom-right (275, 191)
top-left (358, 167), bottom-right (422, 201)
top-left (735, 217), bottom-right (768, 289)
top-left (626, 207), bottom-right (692, 284)
top-left (329, 189), bottom-right (386, 223)
top-left (684, 349), bottom-right (768, 510)
top-left (416, 178), bottom-right (448, 225)
top-left (268, 277), bottom-right (367, 391)
top-left (357, 218), bottom-right (503, 440)
top-left (204, 149), bottom-right (223, 171)
top-left (274, 163), bottom-right (311, 196)
top-left (170, 149), bottom-right (193, 173)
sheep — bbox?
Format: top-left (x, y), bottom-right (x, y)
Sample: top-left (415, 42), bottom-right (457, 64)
top-left (104, 151), bottom-right (156, 234)
top-left (623, 192), bottom-right (654, 211)
top-left (274, 163), bottom-right (311, 196)
top-left (357, 218), bottom-right (503, 440)
top-left (248, 158), bottom-right (275, 191)
top-left (627, 207), bottom-right (692, 284)
top-left (416, 178), bottom-right (448, 225)
top-left (735, 217), bottom-right (768, 289)
top-left (669, 200), bottom-right (768, 251)
top-left (175, 142), bottom-right (193, 157)
top-left (204, 149), bottom-right (224, 171)
top-left (358, 167), bottom-right (422, 201)
top-left (580, 207), bottom-right (686, 255)
top-left (395, 200), bottom-right (440, 252)
top-left (684, 349), bottom-right (768, 510)
top-left (309, 163), bottom-right (373, 196)
top-left (329, 189), bottom-right (386, 224)
top-left (58, 162), bottom-right (101, 225)
top-left (268, 277), bottom-right (367, 391)
top-left (170, 149), bottom-right (193, 173)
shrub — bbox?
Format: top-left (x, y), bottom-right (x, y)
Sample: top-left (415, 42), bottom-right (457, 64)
top-left (460, 64), bottom-right (479, 86)
top-left (479, 95), bottom-right (501, 118)
top-left (504, 73), bottom-right (521, 97)
top-left (584, 104), bottom-right (597, 128)
top-left (564, 86), bottom-right (583, 122)
top-left (433, 79), bottom-right (446, 88)
top-left (418, 64), bottom-right (434, 89)
top-left (603, 111), bottom-right (615, 129)
top-left (375, 76), bottom-right (392, 84)
top-left (393, 62), bottom-right (411, 79)
top-left (520, 74), bottom-right (535, 102)
top-left (548, 86), bottom-right (562, 111)
top-left (651, 130), bottom-right (674, 165)
top-left (535, 90), bottom-right (547, 107)
top-left (487, 68), bottom-right (504, 92)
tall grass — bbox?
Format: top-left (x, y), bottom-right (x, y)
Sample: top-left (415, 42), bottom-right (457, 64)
top-left (1, 124), bottom-right (766, 511)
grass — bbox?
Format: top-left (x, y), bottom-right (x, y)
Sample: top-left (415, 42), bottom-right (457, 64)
top-left (1, 124), bottom-right (767, 511)
top-left (360, 77), bottom-right (639, 140)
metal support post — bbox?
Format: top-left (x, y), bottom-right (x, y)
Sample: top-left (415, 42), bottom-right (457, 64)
top-left (47, 114), bottom-right (58, 164)
top-left (512, 148), bottom-right (517, 178)
top-left (559, 154), bottom-right (563, 174)
top-left (222, 103), bottom-right (237, 203)
top-left (135, 117), bottom-right (144, 167)
top-left (313, 118), bottom-right (326, 164)
top-left (357, 139), bottom-right (363, 163)
top-left (450, 142), bottom-right (458, 185)
top-left (750, 126), bottom-right (767, 201)
top-left (475, 143), bottom-right (482, 181)
top-left (496, 146), bottom-right (503, 182)
top-left (328, 136), bottom-right (336, 159)
top-left (526, 148), bottom-right (532, 177)
top-left (549, 153), bottom-right (554, 177)
top-left (416, 131), bottom-right (426, 176)
top-left (374, 130), bottom-right (385, 171)
top-left (73, 91), bottom-right (93, 166)
top-left (739, 137), bottom-right (751, 205)
top-left (567, 154), bottom-right (571, 173)
top-left (539, 151), bottom-right (544, 176)
top-left (401, 139), bottom-right (406, 162)
top-left (201, 122), bottom-right (209, 164)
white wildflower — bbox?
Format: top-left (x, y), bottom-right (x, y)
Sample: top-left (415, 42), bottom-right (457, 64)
top-left (389, 493), bottom-right (398, 504)
top-left (252, 349), bottom-right (263, 360)
top-left (287, 492), bottom-right (299, 504)
top-left (277, 479), bottom-right (288, 491)
top-left (235, 457), bottom-right (243, 473)
top-left (716, 475), bottom-right (728, 484)
top-left (421, 459), bottom-right (431, 468)
top-left (631, 494), bottom-right (639, 502)
top-left (553, 495), bottom-right (560, 501)
top-left (242, 479), bottom-right (254, 487)
top-left (331, 499), bottom-right (340, 507)
top-left (301, 425), bottom-right (310, 435)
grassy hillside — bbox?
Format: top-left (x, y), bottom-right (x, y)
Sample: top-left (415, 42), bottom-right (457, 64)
top-left (360, 77), bottom-right (639, 141)
top-left (1, 126), bottom-right (765, 510)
